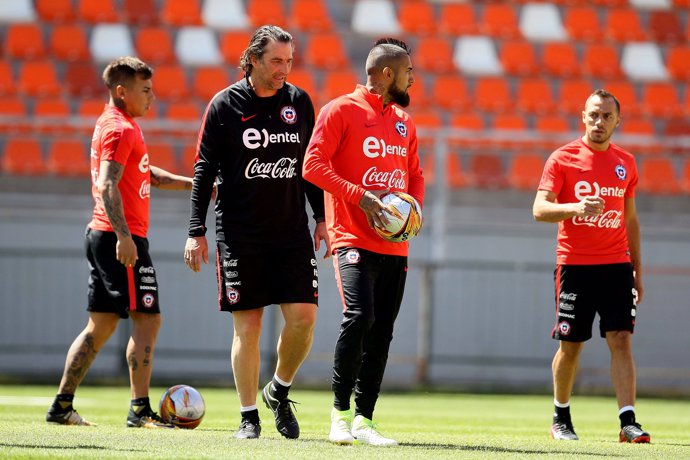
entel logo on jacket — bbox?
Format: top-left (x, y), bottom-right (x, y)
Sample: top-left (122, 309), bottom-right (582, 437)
top-left (242, 128), bottom-right (301, 150)
top-left (362, 136), bottom-right (407, 158)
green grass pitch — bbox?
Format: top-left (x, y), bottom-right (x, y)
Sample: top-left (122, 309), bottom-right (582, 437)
top-left (1, 385), bottom-right (689, 459)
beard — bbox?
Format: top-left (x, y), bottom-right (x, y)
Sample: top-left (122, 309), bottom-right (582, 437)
top-left (389, 84), bottom-right (410, 107)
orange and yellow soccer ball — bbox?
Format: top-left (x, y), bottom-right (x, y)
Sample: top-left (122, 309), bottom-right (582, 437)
top-left (159, 384), bottom-right (205, 429)
top-left (374, 191), bottom-right (423, 242)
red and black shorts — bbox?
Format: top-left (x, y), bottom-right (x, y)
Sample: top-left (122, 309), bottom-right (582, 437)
top-left (85, 228), bottom-right (160, 318)
top-left (216, 241), bottom-right (318, 312)
top-left (552, 263), bottom-right (637, 342)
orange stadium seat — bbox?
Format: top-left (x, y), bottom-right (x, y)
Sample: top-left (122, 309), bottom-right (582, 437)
top-left (289, 0), bottom-right (333, 32)
top-left (431, 75), bottom-right (471, 113)
top-left (475, 77), bottom-right (513, 114)
top-left (516, 78), bottom-right (555, 115)
top-left (193, 66), bottom-right (231, 101)
top-left (438, 3), bottom-right (478, 36)
top-left (51, 24), bottom-right (90, 62)
top-left (148, 142), bottom-right (179, 174)
top-left (34, 99), bottom-right (71, 134)
top-left (46, 139), bottom-right (90, 177)
top-left (667, 45), bottom-right (690, 81)
top-left (447, 153), bottom-right (468, 188)
top-left (0, 61), bottom-right (15, 96)
top-left (507, 152), bottom-right (544, 191)
top-left (468, 153), bottom-right (507, 189)
top-left (123, 0), bottom-right (159, 25)
top-left (160, 0), bottom-right (202, 26)
top-left (605, 8), bottom-right (647, 42)
top-left (492, 113), bottom-right (529, 151)
top-left (409, 109), bottom-right (442, 153)
top-left (420, 153), bottom-right (435, 185)
top-left (77, 0), bottom-right (118, 23)
top-left (179, 142), bottom-right (198, 175)
top-left (406, 77), bottom-right (429, 110)
top-left (304, 33), bottom-right (349, 70)
top-left (638, 158), bottom-right (681, 195)
top-left (135, 27), bottom-right (176, 64)
top-left (592, 0), bottom-right (628, 6)
top-left (153, 64), bottom-right (190, 101)
top-left (648, 11), bottom-right (684, 43)
top-left (287, 68), bottom-right (318, 98)
top-left (500, 40), bottom-right (538, 76)
top-left (480, 4), bottom-right (521, 39)
top-left (449, 112), bottom-right (485, 150)
top-left (641, 82), bottom-right (683, 119)
top-left (564, 7), bottom-right (603, 42)
top-left (2, 139), bottom-right (46, 176)
top-left (18, 61), bottom-right (60, 98)
top-left (600, 80), bottom-right (639, 117)
top-left (535, 116), bottom-right (571, 151)
top-left (65, 62), bottom-right (102, 98)
top-left (35, 0), bottom-right (74, 23)
top-left (619, 117), bottom-right (660, 156)
top-left (320, 70), bottom-right (358, 107)
top-left (681, 160), bottom-right (690, 194)
top-left (583, 44), bottom-right (622, 80)
top-left (414, 37), bottom-right (455, 74)
top-left (398, 0), bottom-right (436, 36)
top-left (0, 97), bottom-right (28, 133)
top-left (166, 101), bottom-right (202, 121)
top-left (542, 42), bottom-right (580, 78)
top-left (247, 0), bottom-right (286, 28)
top-left (220, 31), bottom-right (252, 68)
top-left (5, 23), bottom-right (45, 60)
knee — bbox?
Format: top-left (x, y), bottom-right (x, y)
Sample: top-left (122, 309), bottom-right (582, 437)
top-left (607, 331), bottom-right (632, 353)
top-left (286, 309), bottom-right (316, 334)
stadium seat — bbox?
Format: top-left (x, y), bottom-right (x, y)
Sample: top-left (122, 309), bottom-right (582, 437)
top-left (320, 70), bottom-right (358, 107)
top-left (201, 0), bottom-right (248, 30)
top-left (475, 77), bottom-right (513, 113)
top-left (507, 152), bottom-right (545, 191)
top-left (409, 109), bottom-right (442, 154)
top-left (50, 24), bottom-right (90, 62)
top-left (77, 98), bottom-right (106, 118)
top-left (637, 158), bottom-right (681, 195)
top-left (35, 0), bottom-right (74, 23)
top-left (46, 139), bottom-right (90, 177)
top-left (492, 113), bottom-right (530, 151)
top-left (447, 153), bottom-right (468, 189)
top-left (563, 7), bottom-right (603, 42)
top-left (193, 66), bottom-right (231, 101)
top-left (246, 0), bottom-right (286, 28)
top-left (582, 44), bottom-right (622, 79)
top-left (620, 42), bottom-right (668, 81)
top-left (76, 0), bottom-right (118, 23)
top-left (0, 61), bottom-right (15, 96)
top-left (17, 61), bottom-right (60, 99)
top-left (5, 23), bottom-right (45, 60)
top-left (541, 42), bottom-right (580, 78)
top-left (287, 68), bottom-right (318, 99)
top-left (600, 80), bottom-right (640, 117)
top-left (175, 27), bottom-right (222, 66)
top-left (152, 64), bottom-right (190, 101)
top-left (414, 37), bottom-right (455, 74)
top-left (515, 78), bottom-right (555, 115)
top-left (468, 153), bottom-right (507, 189)
top-left (619, 117), bottom-right (660, 155)
top-left (148, 142), bottom-right (179, 174)
top-left (535, 116), bottom-right (571, 151)
top-left (406, 77), bottom-right (429, 110)
top-left (449, 113), bottom-right (485, 151)
top-left (648, 11), bottom-right (684, 43)
top-left (681, 160), bottom-right (690, 195)
top-left (34, 98), bottom-right (72, 133)
top-left (290, 0), bottom-right (333, 32)
top-left (430, 75), bottom-right (470, 113)
top-left (420, 153), bottom-right (435, 185)
top-left (165, 101), bottom-right (201, 122)
top-left (558, 79), bottom-right (594, 114)
top-left (592, 0), bottom-right (629, 6)
top-left (438, 3), bottom-right (478, 36)
top-left (123, 0), bottom-right (158, 25)
top-left (397, 0), bottom-right (436, 36)
top-left (666, 45), bottom-right (690, 81)
top-left (640, 82), bottom-right (683, 119)
top-left (604, 8), bottom-right (647, 42)
top-left (135, 27), bottom-right (176, 64)
top-left (518, 3), bottom-right (567, 41)
top-left (179, 142), bottom-right (199, 174)
top-left (304, 33), bottom-right (350, 70)
top-left (90, 24), bottom-right (134, 63)
top-left (453, 36), bottom-right (502, 76)
top-left (0, 0), bottom-right (35, 22)
top-left (161, 0), bottom-right (202, 26)
top-left (351, 0), bottom-right (400, 35)
top-left (1, 139), bottom-right (46, 176)
top-left (0, 97), bottom-right (28, 133)
top-left (480, 4), bottom-right (521, 39)
top-left (65, 63), bottom-right (102, 98)
top-left (220, 31), bottom-right (252, 67)
top-left (499, 40), bottom-right (538, 76)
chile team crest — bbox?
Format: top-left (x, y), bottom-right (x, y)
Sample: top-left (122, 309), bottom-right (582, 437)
top-left (615, 164), bottom-right (627, 180)
top-left (280, 106), bottom-right (297, 124)
top-left (395, 121), bottom-right (407, 138)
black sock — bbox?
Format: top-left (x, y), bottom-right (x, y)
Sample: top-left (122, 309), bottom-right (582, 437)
top-left (130, 397), bottom-right (151, 415)
top-left (619, 409), bottom-right (635, 428)
top-left (270, 377), bottom-right (290, 400)
top-left (241, 408), bottom-right (260, 423)
top-left (554, 405), bottom-right (571, 421)
top-left (50, 394), bottom-right (74, 413)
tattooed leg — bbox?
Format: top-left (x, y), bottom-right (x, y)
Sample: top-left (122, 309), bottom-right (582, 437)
top-left (128, 312), bottom-right (161, 399)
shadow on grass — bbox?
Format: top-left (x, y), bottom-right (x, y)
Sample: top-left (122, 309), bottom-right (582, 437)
top-left (398, 442), bottom-right (625, 457)
top-left (0, 442), bottom-right (139, 452)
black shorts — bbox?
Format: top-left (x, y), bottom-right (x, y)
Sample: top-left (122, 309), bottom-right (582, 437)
top-left (552, 263), bottom-right (636, 342)
top-left (85, 228), bottom-right (160, 319)
top-left (216, 241), bottom-right (318, 312)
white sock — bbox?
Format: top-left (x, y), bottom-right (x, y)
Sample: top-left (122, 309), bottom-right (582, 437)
top-left (554, 399), bottom-right (570, 408)
top-left (240, 404), bottom-right (257, 412)
top-left (274, 374), bottom-right (292, 387)
top-left (619, 405), bottom-right (634, 415)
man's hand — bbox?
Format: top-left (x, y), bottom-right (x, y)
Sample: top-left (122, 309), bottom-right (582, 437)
top-left (184, 236), bottom-right (208, 273)
top-left (574, 195), bottom-right (605, 218)
top-left (313, 221), bottom-right (331, 259)
top-left (359, 189), bottom-right (393, 229)
top-left (116, 235), bottom-right (138, 267)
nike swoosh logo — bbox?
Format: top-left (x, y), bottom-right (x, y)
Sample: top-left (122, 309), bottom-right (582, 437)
top-left (241, 114), bottom-right (257, 122)
top-left (365, 122), bottom-right (376, 127)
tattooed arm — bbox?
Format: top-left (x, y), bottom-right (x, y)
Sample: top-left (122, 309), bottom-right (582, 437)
top-left (150, 165), bottom-right (193, 191)
top-left (98, 160), bottom-right (138, 267)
